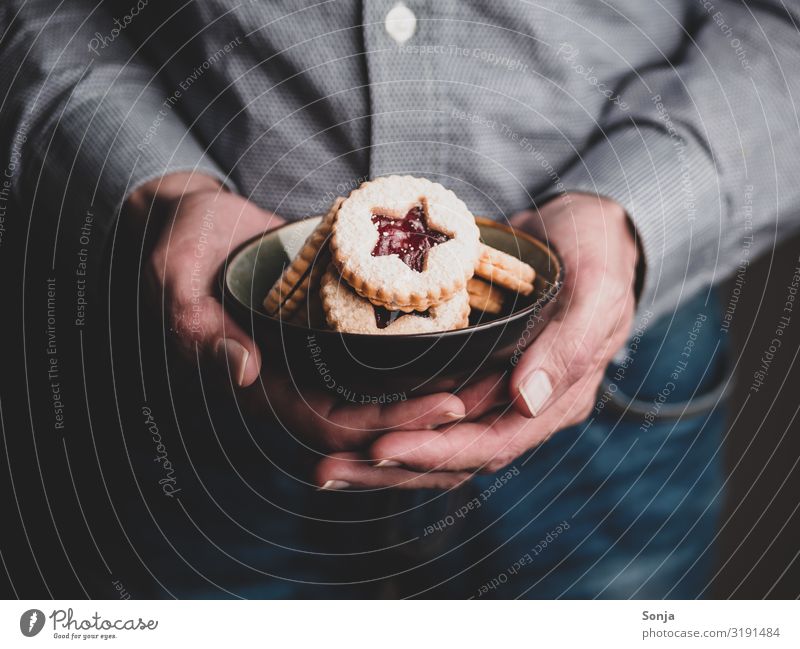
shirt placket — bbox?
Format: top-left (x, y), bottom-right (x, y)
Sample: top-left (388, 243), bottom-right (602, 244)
top-left (361, 1), bottom-right (444, 179)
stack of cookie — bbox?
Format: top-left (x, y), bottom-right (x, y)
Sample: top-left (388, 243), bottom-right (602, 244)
top-left (263, 176), bottom-right (536, 335)
top-left (468, 240), bottom-right (536, 315)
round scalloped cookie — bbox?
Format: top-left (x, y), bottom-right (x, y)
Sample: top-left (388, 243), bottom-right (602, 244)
top-left (320, 267), bottom-right (470, 335)
top-left (329, 176), bottom-right (480, 312)
top-left (474, 243), bottom-right (535, 296)
top-left (262, 197), bottom-right (343, 316)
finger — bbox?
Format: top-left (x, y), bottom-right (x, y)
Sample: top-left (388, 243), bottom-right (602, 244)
top-left (214, 309), bottom-right (262, 387)
top-left (314, 452), bottom-right (471, 491)
top-left (368, 409), bottom-right (534, 474)
top-left (509, 279), bottom-right (634, 418)
top-left (153, 196), bottom-right (283, 388)
top-left (370, 365), bottom-right (607, 473)
top-left (172, 294), bottom-right (262, 387)
top-left (455, 371), bottom-right (510, 420)
top-left (262, 372), bottom-right (466, 450)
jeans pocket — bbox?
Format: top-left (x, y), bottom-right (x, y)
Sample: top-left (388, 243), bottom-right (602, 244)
top-left (596, 371), bottom-right (731, 421)
top-left (596, 290), bottom-right (731, 422)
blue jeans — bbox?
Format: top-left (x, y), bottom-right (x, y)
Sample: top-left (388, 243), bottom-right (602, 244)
top-left (129, 290), bottom-right (728, 599)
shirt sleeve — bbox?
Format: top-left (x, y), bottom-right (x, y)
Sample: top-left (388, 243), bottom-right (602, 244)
top-left (559, 1), bottom-right (800, 321)
top-left (0, 1), bottom-right (232, 289)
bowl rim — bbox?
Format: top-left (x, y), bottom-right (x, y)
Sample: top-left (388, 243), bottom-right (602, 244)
top-left (221, 215), bottom-right (564, 340)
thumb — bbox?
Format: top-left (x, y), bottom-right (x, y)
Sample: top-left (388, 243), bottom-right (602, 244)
top-left (175, 295), bottom-right (262, 388)
top-left (211, 312), bottom-right (262, 388)
top-left (509, 318), bottom-right (599, 418)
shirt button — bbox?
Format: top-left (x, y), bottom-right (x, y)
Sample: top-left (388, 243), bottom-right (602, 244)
top-left (385, 2), bottom-right (416, 44)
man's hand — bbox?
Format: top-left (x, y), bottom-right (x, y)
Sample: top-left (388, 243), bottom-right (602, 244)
top-left (314, 193), bottom-right (638, 485)
top-left (246, 372), bottom-right (472, 490)
top-left (128, 172), bottom-right (283, 387)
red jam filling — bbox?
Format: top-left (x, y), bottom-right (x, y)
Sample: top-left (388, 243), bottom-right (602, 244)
top-left (371, 204), bottom-right (450, 272)
top-left (373, 305), bottom-right (431, 329)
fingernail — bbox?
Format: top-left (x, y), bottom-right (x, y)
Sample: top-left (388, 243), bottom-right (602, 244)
top-left (215, 338), bottom-right (249, 387)
top-left (519, 369), bottom-right (552, 417)
top-left (374, 460), bottom-right (401, 468)
top-left (426, 411), bottom-right (464, 429)
top-left (319, 480), bottom-right (351, 491)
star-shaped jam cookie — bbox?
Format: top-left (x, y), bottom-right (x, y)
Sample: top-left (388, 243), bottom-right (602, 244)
top-left (370, 203), bottom-right (451, 272)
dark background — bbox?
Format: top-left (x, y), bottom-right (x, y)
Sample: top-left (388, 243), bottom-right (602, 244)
top-left (710, 233), bottom-right (800, 598)
top-left (0, 199), bottom-right (798, 599)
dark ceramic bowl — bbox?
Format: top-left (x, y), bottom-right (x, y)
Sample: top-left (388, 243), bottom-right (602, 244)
top-left (222, 216), bottom-right (563, 397)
